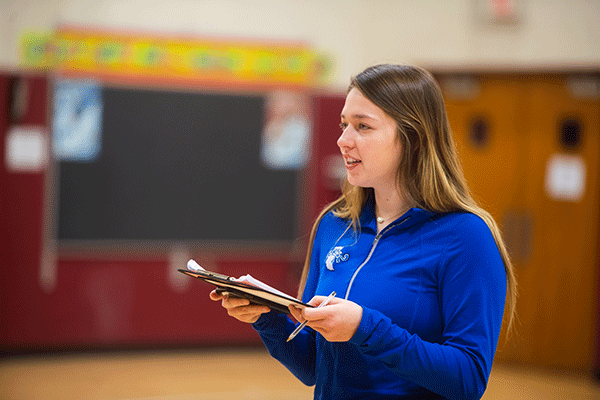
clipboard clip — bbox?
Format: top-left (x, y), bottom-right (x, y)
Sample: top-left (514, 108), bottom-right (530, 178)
top-left (187, 259), bottom-right (232, 281)
top-left (196, 270), bottom-right (233, 281)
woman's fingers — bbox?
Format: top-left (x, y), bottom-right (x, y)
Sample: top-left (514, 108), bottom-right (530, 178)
top-left (297, 298), bottom-right (363, 342)
top-left (288, 305), bottom-right (304, 323)
top-left (209, 289), bottom-right (223, 301)
top-left (227, 303), bottom-right (270, 323)
top-left (209, 290), bottom-right (270, 323)
top-left (289, 296), bottom-right (339, 324)
top-left (302, 296), bottom-right (343, 320)
top-left (210, 290), bottom-right (254, 309)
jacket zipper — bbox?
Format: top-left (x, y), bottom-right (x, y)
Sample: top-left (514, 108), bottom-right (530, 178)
top-left (344, 217), bottom-right (409, 300)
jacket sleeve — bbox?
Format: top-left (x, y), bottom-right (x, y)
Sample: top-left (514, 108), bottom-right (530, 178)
top-left (252, 310), bottom-right (317, 385)
top-left (251, 216), bottom-right (324, 386)
top-left (348, 215), bottom-right (507, 400)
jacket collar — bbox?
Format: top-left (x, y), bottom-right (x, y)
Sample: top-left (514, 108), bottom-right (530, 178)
top-left (359, 194), bottom-right (438, 233)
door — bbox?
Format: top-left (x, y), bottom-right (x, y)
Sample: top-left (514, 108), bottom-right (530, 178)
top-left (518, 74), bottom-right (599, 371)
top-left (439, 72), bottom-right (600, 372)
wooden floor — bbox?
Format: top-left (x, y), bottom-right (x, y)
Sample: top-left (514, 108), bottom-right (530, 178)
top-left (1, 348), bottom-right (599, 399)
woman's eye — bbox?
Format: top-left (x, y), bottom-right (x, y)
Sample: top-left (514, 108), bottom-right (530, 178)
top-left (339, 122), bottom-right (348, 130)
top-left (357, 123), bottom-right (370, 130)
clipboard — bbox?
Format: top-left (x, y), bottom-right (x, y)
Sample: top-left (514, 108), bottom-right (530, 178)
top-left (178, 268), bottom-right (312, 314)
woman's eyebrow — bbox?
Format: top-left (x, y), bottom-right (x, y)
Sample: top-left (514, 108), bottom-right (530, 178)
top-left (340, 113), bottom-right (378, 121)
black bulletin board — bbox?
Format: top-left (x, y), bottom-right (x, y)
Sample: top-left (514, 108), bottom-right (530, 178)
top-left (57, 86), bottom-right (299, 243)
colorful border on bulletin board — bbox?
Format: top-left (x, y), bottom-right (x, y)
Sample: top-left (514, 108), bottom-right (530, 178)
top-left (19, 27), bottom-right (332, 88)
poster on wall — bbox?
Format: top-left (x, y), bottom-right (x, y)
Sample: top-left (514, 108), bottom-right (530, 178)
top-left (52, 79), bottom-right (103, 162)
top-left (261, 90), bottom-right (311, 170)
top-left (4, 125), bottom-right (48, 172)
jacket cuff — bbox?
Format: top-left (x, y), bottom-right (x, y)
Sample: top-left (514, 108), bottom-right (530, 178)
top-left (349, 306), bottom-right (397, 351)
top-left (252, 310), bottom-right (285, 332)
top-left (349, 306), bottom-right (375, 347)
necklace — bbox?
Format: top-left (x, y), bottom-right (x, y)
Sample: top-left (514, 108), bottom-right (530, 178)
top-left (376, 207), bottom-right (410, 224)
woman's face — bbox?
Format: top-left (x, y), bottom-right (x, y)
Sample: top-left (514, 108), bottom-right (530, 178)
top-left (338, 88), bottom-right (402, 192)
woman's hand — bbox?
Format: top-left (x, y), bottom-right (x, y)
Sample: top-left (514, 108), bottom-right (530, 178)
top-left (209, 290), bottom-right (271, 324)
top-left (288, 296), bottom-right (363, 342)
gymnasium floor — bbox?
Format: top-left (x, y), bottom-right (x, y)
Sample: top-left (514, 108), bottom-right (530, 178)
top-left (1, 348), bottom-right (599, 399)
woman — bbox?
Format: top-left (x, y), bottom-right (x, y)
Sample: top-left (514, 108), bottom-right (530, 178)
top-left (210, 64), bottom-right (517, 400)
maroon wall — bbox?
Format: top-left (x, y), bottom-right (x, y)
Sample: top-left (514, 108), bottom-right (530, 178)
top-left (0, 72), bottom-right (345, 353)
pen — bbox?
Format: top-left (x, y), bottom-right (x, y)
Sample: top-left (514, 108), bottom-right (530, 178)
top-left (287, 291), bottom-right (336, 342)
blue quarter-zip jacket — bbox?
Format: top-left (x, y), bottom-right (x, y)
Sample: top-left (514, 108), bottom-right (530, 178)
top-left (253, 198), bottom-right (507, 400)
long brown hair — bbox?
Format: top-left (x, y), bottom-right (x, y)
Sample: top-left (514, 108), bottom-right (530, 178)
top-left (298, 64), bottom-right (517, 337)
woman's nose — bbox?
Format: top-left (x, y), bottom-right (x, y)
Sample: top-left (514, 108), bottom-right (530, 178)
top-left (337, 126), bottom-right (353, 150)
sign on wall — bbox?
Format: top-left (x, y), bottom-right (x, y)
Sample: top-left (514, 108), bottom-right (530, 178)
top-left (20, 27), bottom-right (332, 88)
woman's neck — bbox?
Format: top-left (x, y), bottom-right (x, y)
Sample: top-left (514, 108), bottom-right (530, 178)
top-left (373, 187), bottom-right (410, 224)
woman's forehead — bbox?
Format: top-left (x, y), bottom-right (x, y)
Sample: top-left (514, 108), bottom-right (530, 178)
top-left (341, 89), bottom-right (384, 120)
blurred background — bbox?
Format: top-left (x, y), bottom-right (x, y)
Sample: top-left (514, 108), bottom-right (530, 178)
top-left (1, 0), bottom-right (599, 399)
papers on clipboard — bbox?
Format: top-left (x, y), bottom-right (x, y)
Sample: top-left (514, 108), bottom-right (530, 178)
top-left (178, 259), bottom-right (312, 314)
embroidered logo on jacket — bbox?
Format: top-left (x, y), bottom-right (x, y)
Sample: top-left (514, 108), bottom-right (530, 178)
top-left (325, 246), bottom-right (349, 271)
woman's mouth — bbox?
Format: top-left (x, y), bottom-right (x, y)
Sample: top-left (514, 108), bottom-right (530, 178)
top-left (343, 155), bottom-right (361, 168)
